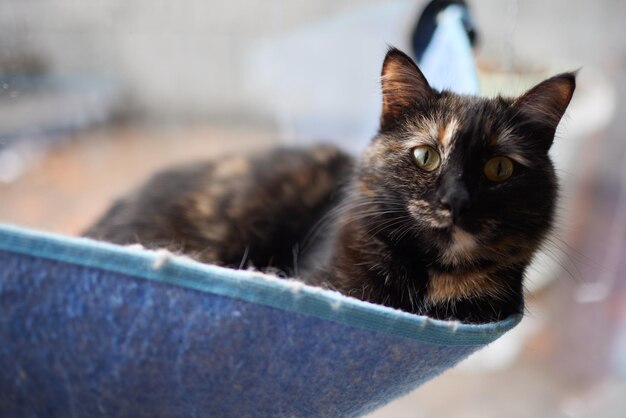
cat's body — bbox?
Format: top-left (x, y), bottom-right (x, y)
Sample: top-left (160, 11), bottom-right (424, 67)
top-left (86, 48), bottom-right (575, 323)
top-left (85, 145), bottom-right (352, 272)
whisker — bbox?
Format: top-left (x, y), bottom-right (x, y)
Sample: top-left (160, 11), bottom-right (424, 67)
top-left (299, 193), bottom-right (407, 252)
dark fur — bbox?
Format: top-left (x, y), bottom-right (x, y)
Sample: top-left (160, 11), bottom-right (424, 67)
top-left (86, 146), bottom-right (353, 272)
top-left (86, 48), bottom-right (575, 323)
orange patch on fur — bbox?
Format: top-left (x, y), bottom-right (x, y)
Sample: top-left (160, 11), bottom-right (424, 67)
top-left (438, 119), bottom-right (459, 148)
top-left (426, 271), bottom-right (507, 306)
top-left (358, 179), bottom-right (376, 197)
top-left (438, 125), bottom-right (446, 144)
top-left (439, 227), bottom-right (478, 265)
top-left (213, 156), bottom-right (249, 179)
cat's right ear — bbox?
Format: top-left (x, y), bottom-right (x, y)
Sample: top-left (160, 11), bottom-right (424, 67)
top-left (381, 47), bottom-right (433, 127)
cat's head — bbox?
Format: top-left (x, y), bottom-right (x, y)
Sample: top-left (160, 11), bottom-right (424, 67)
top-left (359, 47), bottom-right (575, 266)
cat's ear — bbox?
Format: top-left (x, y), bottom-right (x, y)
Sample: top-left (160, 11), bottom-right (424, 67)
top-left (512, 72), bottom-right (576, 147)
top-left (381, 47), bottom-right (433, 127)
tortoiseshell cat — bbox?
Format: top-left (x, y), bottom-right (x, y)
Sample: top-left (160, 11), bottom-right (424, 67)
top-left (86, 48), bottom-right (575, 323)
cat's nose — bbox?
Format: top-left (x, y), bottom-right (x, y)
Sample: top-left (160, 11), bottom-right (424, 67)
top-left (439, 185), bottom-right (471, 220)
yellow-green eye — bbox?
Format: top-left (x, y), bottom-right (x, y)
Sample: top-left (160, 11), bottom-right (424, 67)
top-left (484, 156), bottom-right (514, 182)
top-left (412, 145), bottom-right (441, 172)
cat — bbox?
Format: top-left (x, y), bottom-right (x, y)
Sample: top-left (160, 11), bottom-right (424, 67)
top-left (85, 47), bottom-right (575, 323)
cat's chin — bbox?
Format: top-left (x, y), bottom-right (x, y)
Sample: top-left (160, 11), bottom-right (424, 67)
top-left (432, 226), bottom-right (480, 265)
top-left (430, 224), bottom-right (473, 238)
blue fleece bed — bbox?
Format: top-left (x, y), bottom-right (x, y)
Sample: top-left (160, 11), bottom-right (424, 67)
top-left (0, 224), bottom-right (520, 417)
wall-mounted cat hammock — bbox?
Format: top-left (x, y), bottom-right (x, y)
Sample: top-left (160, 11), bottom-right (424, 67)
top-left (0, 224), bottom-right (519, 417)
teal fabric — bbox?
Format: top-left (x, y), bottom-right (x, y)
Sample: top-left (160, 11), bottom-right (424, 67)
top-left (0, 224), bottom-right (521, 417)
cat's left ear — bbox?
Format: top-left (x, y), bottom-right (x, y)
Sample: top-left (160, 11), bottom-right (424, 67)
top-left (512, 72), bottom-right (576, 148)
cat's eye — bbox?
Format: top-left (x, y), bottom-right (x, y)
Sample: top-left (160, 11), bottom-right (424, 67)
top-left (484, 156), bottom-right (514, 182)
top-left (412, 146), bottom-right (441, 172)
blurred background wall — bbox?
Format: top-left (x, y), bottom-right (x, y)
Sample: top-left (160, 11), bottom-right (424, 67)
top-left (0, 0), bottom-right (393, 123)
top-left (1, 0), bottom-right (623, 123)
